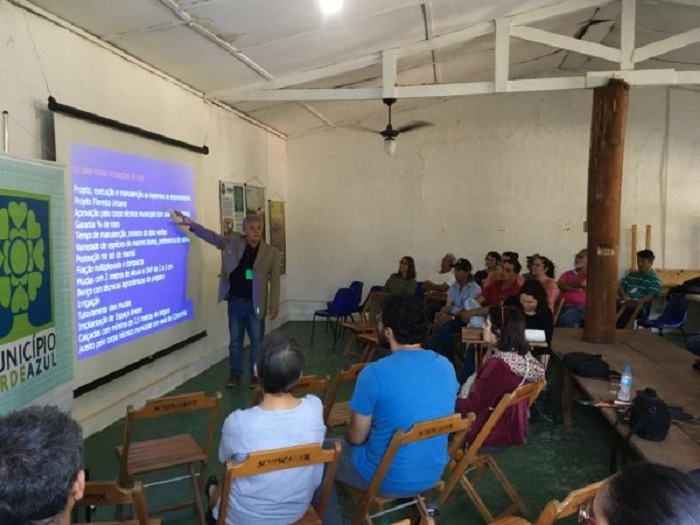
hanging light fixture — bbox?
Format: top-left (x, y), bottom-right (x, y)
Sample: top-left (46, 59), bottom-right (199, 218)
top-left (319, 0), bottom-right (343, 15)
top-left (384, 138), bottom-right (397, 157)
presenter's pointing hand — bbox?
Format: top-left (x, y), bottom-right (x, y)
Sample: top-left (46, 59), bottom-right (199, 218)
top-left (172, 209), bottom-right (194, 228)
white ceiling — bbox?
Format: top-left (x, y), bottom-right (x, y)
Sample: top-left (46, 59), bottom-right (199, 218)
top-left (24, 0), bottom-right (700, 137)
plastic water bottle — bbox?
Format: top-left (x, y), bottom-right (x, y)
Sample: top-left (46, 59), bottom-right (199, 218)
top-left (618, 366), bottom-right (633, 402)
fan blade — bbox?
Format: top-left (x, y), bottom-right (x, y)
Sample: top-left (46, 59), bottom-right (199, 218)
top-left (344, 123), bottom-right (381, 134)
top-left (395, 121), bottom-right (433, 134)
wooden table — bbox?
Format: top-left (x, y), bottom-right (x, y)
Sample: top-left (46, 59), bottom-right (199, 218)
top-left (553, 328), bottom-right (700, 472)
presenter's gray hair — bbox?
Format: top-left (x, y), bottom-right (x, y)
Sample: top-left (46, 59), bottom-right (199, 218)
top-left (243, 214), bottom-right (262, 227)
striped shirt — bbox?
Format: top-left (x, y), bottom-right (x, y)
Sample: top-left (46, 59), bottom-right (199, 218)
top-left (621, 270), bottom-right (662, 300)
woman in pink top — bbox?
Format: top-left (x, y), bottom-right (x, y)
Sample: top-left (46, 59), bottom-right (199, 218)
top-left (530, 255), bottom-right (560, 312)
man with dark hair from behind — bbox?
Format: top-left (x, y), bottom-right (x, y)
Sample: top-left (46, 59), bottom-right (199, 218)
top-left (589, 462), bottom-right (700, 525)
top-left (0, 405), bottom-right (85, 525)
top-left (334, 295), bottom-right (458, 499)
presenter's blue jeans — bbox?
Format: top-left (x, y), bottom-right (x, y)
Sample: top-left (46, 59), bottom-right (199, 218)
top-left (228, 299), bottom-right (265, 378)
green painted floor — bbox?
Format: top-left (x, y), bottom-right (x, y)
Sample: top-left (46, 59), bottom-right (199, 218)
top-left (79, 322), bottom-right (682, 524)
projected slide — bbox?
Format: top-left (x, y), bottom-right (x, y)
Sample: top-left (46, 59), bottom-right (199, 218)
top-left (71, 144), bottom-right (194, 360)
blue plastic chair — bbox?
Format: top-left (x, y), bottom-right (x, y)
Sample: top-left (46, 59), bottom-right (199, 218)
top-left (637, 295), bottom-right (689, 340)
top-left (310, 288), bottom-right (357, 347)
top-left (349, 281), bottom-right (364, 311)
top-left (327, 281), bottom-right (363, 310)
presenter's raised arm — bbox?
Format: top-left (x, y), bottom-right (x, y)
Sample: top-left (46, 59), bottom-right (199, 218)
top-left (172, 209), bottom-right (226, 250)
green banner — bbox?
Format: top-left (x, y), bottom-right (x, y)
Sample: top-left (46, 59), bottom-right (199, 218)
top-left (0, 156), bottom-right (71, 413)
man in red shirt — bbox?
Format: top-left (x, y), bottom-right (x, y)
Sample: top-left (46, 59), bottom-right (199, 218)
top-left (556, 249), bottom-right (587, 327)
top-left (461, 259), bottom-right (523, 325)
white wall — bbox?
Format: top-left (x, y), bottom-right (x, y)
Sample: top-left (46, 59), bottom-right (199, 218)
top-left (0, 1), bottom-right (288, 435)
top-left (287, 87), bottom-right (700, 317)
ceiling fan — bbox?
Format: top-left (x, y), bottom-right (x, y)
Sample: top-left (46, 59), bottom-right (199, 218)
top-left (360, 98), bottom-right (433, 156)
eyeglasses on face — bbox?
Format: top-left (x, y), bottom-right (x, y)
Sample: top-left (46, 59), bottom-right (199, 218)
top-left (578, 498), bottom-right (597, 525)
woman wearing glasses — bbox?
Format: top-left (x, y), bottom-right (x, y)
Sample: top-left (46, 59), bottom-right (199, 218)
top-left (529, 255), bottom-right (560, 312)
top-left (369, 256), bottom-right (417, 321)
top-left (455, 306), bottom-right (545, 448)
top-left (474, 251), bottom-right (501, 288)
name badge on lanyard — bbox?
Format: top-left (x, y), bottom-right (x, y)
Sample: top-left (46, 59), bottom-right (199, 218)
top-left (246, 269), bottom-right (253, 280)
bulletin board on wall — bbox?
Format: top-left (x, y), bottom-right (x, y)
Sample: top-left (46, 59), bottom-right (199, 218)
top-left (219, 181), bottom-right (246, 235)
top-left (0, 154), bottom-right (72, 414)
top-left (268, 200), bottom-right (287, 275)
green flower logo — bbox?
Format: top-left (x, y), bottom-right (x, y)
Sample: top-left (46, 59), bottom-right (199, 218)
top-left (0, 201), bottom-right (45, 314)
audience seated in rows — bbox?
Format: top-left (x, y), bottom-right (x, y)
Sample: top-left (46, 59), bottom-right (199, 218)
top-left (208, 332), bottom-right (327, 525)
top-left (585, 462), bottom-right (700, 525)
top-left (504, 279), bottom-right (553, 354)
top-left (474, 251), bottom-right (500, 288)
top-left (529, 255), bottom-right (560, 311)
top-left (456, 306), bottom-right (545, 448)
top-left (451, 258), bottom-right (525, 382)
top-left (429, 258), bottom-right (482, 363)
top-left (617, 249), bottom-right (662, 328)
top-left (557, 248), bottom-right (588, 327)
top-left (0, 405), bottom-right (85, 525)
top-left (330, 295), bottom-right (458, 507)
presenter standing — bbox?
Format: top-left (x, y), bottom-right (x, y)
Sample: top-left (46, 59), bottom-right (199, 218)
top-left (174, 211), bottom-right (280, 388)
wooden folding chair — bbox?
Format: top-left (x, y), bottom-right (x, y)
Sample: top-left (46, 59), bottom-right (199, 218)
top-left (490, 479), bottom-right (604, 525)
top-left (616, 302), bottom-right (643, 329)
top-left (532, 479), bottom-right (604, 525)
top-left (343, 413), bottom-right (475, 525)
top-left (552, 296), bottom-right (565, 326)
top-left (215, 442), bottom-right (341, 525)
top-left (248, 374), bottom-right (330, 407)
top-left (438, 380), bottom-right (547, 523)
top-left (389, 518), bottom-right (436, 525)
top-left (115, 391), bottom-right (221, 525)
top-left (323, 363), bottom-right (369, 428)
top-left (72, 481), bottom-right (161, 525)
top-left (461, 328), bottom-right (489, 373)
top-left (342, 291), bottom-right (388, 358)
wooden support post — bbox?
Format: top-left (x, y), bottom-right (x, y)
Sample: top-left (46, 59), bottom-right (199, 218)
top-left (645, 224), bottom-right (652, 250)
top-left (584, 79), bottom-right (630, 344)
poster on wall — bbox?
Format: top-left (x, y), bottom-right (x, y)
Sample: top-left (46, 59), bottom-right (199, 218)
top-left (268, 200), bottom-right (287, 275)
top-left (244, 185), bottom-right (266, 241)
top-left (0, 156), bottom-right (72, 413)
top-left (219, 181), bottom-right (245, 235)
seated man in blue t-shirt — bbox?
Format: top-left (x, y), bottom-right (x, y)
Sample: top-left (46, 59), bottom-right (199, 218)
top-left (336, 294), bottom-right (458, 497)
